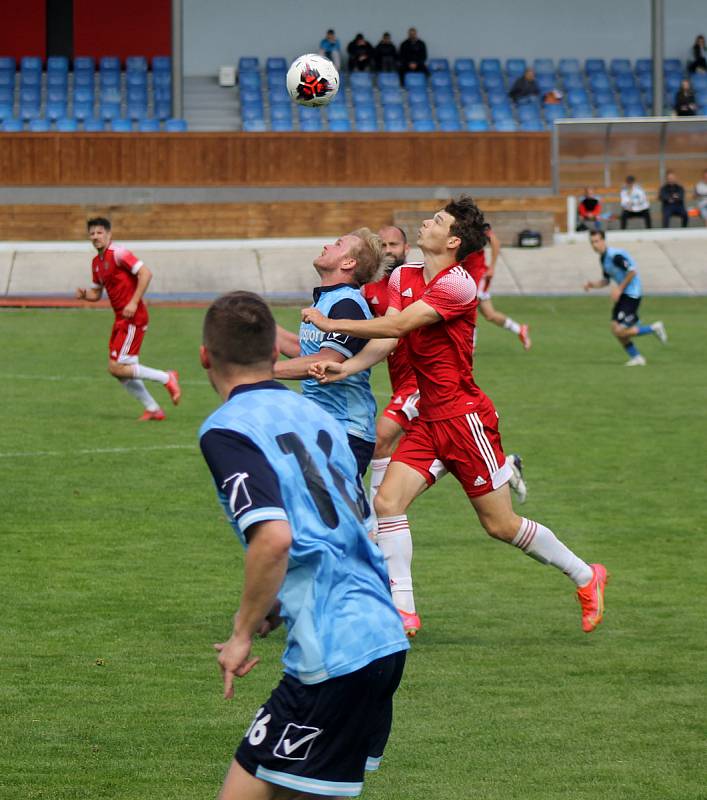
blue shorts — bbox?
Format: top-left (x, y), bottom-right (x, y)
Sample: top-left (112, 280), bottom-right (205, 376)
top-left (612, 294), bottom-right (641, 327)
top-left (347, 434), bottom-right (375, 477)
top-left (235, 651), bottom-right (406, 797)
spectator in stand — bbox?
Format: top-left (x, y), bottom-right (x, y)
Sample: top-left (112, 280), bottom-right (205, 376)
top-left (577, 188), bottom-right (604, 231)
top-left (688, 34), bottom-right (706, 73)
top-left (399, 27), bottom-right (428, 78)
top-left (620, 175), bottom-right (652, 229)
top-left (509, 67), bottom-right (540, 103)
top-left (375, 32), bottom-right (398, 72)
top-left (319, 29), bottom-right (342, 70)
top-left (543, 88), bottom-right (564, 105)
top-left (674, 79), bottom-right (698, 116)
top-left (659, 171), bottom-right (688, 228)
top-left (695, 168), bottom-right (707, 223)
top-left (347, 33), bottom-right (375, 72)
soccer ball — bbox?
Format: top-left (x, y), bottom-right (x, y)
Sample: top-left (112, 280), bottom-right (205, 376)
top-left (286, 54), bottom-right (339, 107)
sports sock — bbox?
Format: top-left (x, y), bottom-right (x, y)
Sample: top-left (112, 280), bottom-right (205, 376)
top-left (503, 317), bottom-right (521, 335)
top-left (369, 457), bottom-right (390, 515)
top-left (122, 378), bottom-right (160, 411)
top-left (636, 325), bottom-right (653, 336)
top-left (512, 517), bottom-right (593, 587)
top-left (624, 342), bottom-right (640, 357)
top-left (376, 515), bottom-right (415, 613)
top-left (131, 364), bottom-right (169, 384)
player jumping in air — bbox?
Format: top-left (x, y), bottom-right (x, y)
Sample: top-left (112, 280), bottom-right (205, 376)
top-left (303, 197), bottom-right (607, 635)
top-left (199, 291), bottom-right (408, 800)
top-left (76, 217), bottom-right (180, 420)
top-left (585, 230), bottom-right (667, 366)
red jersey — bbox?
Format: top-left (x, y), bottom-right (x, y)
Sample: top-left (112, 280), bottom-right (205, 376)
top-left (361, 276), bottom-right (417, 395)
top-left (462, 225), bottom-right (493, 294)
top-left (91, 243), bottom-right (148, 325)
top-left (388, 262), bottom-right (481, 421)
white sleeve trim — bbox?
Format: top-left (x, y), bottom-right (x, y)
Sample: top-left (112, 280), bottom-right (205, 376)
top-left (131, 260), bottom-right (144, 275)
top-left (238, 507), bottom-right (288, 534)
top-left (319, 341), bottom-right (353, 359)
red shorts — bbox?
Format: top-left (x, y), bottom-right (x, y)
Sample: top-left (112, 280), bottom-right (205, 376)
top-left (108, 318), bottom-right (147, 362)
top-left (391, 395), bottom-right (511, 498)
top-left (382, 386), bottom-right (419, 433)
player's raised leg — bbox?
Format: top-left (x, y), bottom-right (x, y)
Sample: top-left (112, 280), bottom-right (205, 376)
top-left (479, 299), bottom-right (531, 350)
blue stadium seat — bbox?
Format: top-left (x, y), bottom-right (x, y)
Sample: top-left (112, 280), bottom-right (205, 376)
top-left (266, 57), bottom-right (287, 72)
top-left (165, 117), bottom-right (188, 131)
top-left (152, 56), bottom-right (171, 73)
top-left (328, 88), bottom-right (346, 106)
top-left (127, 72), bottom-right (147, 91)
top-left (350, 72), bottom-right (373, 89)
top-left (329, 117), bottom-right (351, 132)
top-left (239, 71), bottom-right (261, 90)
top-left (28, 118), bottom-right (50, 131)
top-left (110, 117), bottom-right (132, 132)
top-left (47, 100), bottom-right (67, 121)
top-left (592, 89), bottom-right (614, 105)
top-left (432, 88), bottom-right (454, 106)
top-left (270, 104), bottom-right (292, 123)
top-left (47, 72), bottom-right (68, 90)
top-left (520, 119), bottom-right (544, 131)
top-left (404, 72), bottom-right (426, 89)
top-left (74, 71), bottom-right (94, 89)
top-left (238, 57), bottom-right (259, 72)
top-left (327, 104), bottom-right (349, 120)
top-left (610, 58), bottom-right (632, 75)
top-left (505, 58), bottom-right (526, 78)
top-left (635, 59), bottom-right (652, 74)
top-left (100, 71), bottom-right (120, 90)
top-left (266, 70), bottom-right (286, 90)
top-left (407, 88), bottom-right (429, 106)
top-left (590, 73), bottom-right (611, 90)
top-left (491, 105), bottom-right (514, 122)
top-left (56, 117), bottom-right (78, 131)
top-left (457, 71), bottom-right (480, 90)
top-left (20, 103), bottom-right (40, 121)
top-left (241, 104), bottom-right (264, 122)
top-left (454, 58), bottom-right (476, 74)
top-left (84, 117), bottom-right (104, 131)
top-left (494, 118), bottom-right (518, 131)
top-left (99, 101), bottom-right (121, 120)
top-left (563, 73), bottom-right (584, 90)
top-left (430, 72), bottom-right (452, 89)
top-left (463, 104), bottom-right (487, 122)
top-left (100, 87), bottom-right (122, 104)
top-left (239, 88), bottom-right (262, 106)
top-left (428, 58), bottom-right (450, 73)
top-left (483, 74), bottom-right (504, 91)
top-left (637, 72), bottom-right (653, 90)
top-left (47, 56), bottom-right (68, 73)
top-left (665, 74), bottom-right (681, 92)
top-left (353, 104), bottom-right (376, 122)
top-left (380, 88), bottom-right (403, 105)
top-left (21, 56), bottom-right (42, 73)
top-left (351, 88), bottom-right (374, 105)
top-left (0, 102), bottom-right (14, 121)
top-left (487, 89), bottom-right (509, 106)
top-left (691, 73), bottom-right (707, 90)
top-left (558, 58), bottom-right (580, 75)
top-left (597, 104), bottom-right (620, 117)
top-left (73, 100), bottom-right (93, 121)
top-left (126, 56), bottom-right (147, 73)
top-left (518, 104), bottom-right (541, 121)
top-left (439, 118), bottom-right (461, 131)
top-left (466, 118), bottom-right (489, 131)
top-left (567, 88), bottom-right (590, 106)
top-left (412, 119), bottom-right (435, 131)
top-left (354, 118), bottom-right (377, 132)
top-left (619, 87), bottom-right (641, 103)
top-left (2, 117), bottom-right (23, 131)
top-left (300, 116), bottom-right (323, 132)
top-left (459, 87), bottom-right (483, 106)
top-left (74, 56), bottom-right (94, 72)
top-left (436, 104), bottom-right (459, 121)
top-left (383, 119), bottom-right (407, 132)
top-left (138, 118), bottom-right (160, 132)
top-left (243, 118), bottom-right (266, 131)
top-left (568, 105), bottom-right (593, 118)
top-left (21, 71), bottom-right (41, 89)
top-left (480, 58), bottom-right (502, 75)
top-left (533, 58), bottom-right (555, 75)
top-left (536, 74), bottom-right (555, 93)
top-left (154, 100), bottom-right (171, 120)
top-left (127, 102), bottom-right (148, 121)
top-left (383, 105), bottom-right (405, 122)
top-left (623, 103), bottom-right (646, 116)
top-left (585, 59), bottom-right (606, 74)
top-left (0, 71), bottom-right (14, 90)
top-left (0, 56), bottom-right (15, 72)
top-left (154, 72), bottom-right (172, 89)
top-left (614, 73), bottom-right (636, 90)
top-left (100, 56), bottom-right (121, 72)
top-left (410, 104), bottom-right (433, 122)
top-left (271, 118), bottom-right (294, 131)
top-left (544, 105), bottom-right (566, 122)
top-left (663, 58), bottom-right (682, 73)
top-left (378, 72), bottom-right (400, 90)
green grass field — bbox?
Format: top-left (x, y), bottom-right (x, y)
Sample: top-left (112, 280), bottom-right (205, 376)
top-left (2, 298), bottom-right (705, 800)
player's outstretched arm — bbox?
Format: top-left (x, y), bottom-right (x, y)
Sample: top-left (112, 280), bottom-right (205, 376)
top-left (274, 348), bottom-right (346, 380)
top-left (583, 278), bottom-right (609, 291)
top-left (302, 299), bottom-right (441, 339)
top-left (214, 519), bottom-right (291, 700)
top-left (309, 337), bottom-right (397, 384)
top-left (276, 324), bottom-right (301, 358)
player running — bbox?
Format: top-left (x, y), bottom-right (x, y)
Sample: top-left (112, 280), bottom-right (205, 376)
top-left (76, 217), bottom-right (180, 420)
top-left (199, 291), bottom-right (408, 800)
top-left (303, 197), bottom-right (608, 635)
top-left (585, 230), bottom-right (667, 366)
top-left (273, 228), bottom-right (384, 476)
top-left (464, 226), bottom-right (531, 351)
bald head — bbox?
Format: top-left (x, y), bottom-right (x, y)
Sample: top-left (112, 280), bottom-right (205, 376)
top-left (378, 225), bottom-right (410, 273)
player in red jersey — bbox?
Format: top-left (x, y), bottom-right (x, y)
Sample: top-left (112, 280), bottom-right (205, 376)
top-left (76, 217), bottom-right (181, 420)
top-left (303, 197), bottom-right (607, 636)
top-left (463, 225), bottom-right (531, 350)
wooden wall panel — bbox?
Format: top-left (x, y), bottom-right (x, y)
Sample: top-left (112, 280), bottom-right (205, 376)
top-left (0, 133), bottom-right (551, 187)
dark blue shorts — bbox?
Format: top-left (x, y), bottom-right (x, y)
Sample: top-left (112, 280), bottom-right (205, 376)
top-left (612, 294), bottom-right (641, 327)
top-left (348, 434), bottom-right (375, 477)
top-left (235, 650), bottom-right (406, 797)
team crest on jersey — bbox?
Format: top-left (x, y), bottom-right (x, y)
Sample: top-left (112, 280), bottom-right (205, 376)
top-left (222, 472), bottom-right (252, 517)
top-left (326, 331), bottom-right (349, 344)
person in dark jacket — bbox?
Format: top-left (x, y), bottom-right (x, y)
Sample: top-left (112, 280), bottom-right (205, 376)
top-left (375, 32), bottom-right (398, 72)
top-left (347, 33), bottom-right (374, 72)
top-left (674, 79), bottom-right (697, 116)
top-left (509, 68), bottom-right (540, 103)
top-left (659, 171), bottom-right (688, 228)
top-left (399, 27), bottom-right (428, 77)
top-left (688, 34), bottom-right (706, 73)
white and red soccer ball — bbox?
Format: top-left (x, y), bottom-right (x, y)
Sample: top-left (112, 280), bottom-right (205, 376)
top-left (286, 53), bottom-right (340, 107)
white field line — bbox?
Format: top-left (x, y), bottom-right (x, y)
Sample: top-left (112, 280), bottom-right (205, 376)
top-left (0, 443), bottom-right (195, 459)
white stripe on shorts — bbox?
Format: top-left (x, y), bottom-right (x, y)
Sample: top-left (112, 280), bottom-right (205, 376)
top-left (466, 413), bottom-right (499, 475)
top-left (118, 324), bottom-right (136, 362)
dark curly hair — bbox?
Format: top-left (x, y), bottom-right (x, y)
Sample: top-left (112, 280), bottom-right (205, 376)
top-left (444, 195), bottom-right (488, 261)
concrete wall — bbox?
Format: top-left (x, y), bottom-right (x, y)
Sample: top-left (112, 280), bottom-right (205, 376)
top-left (183, 0), bottom-right (706, 76)
top-left (3, 235), bottom-right (705, 299)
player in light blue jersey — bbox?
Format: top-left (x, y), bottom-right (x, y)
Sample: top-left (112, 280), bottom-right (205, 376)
top-left (274, 228), bottom-right (384, 476)
top-left (199, 291), bottom-right (408, 800)
top-left (586, 230), bottom-right (667, 366)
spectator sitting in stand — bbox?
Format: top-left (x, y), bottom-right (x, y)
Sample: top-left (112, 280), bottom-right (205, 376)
top-left (375, 32), bottom-right (398, 72)
top-left (399, 27), bottom-right (428, 78)
top-left (509, 67), bottom-right (540, 103)
top-left (577, 188), bottom-right (604, 231)
top-left (688, 34), bottom-right (706, 73)
top-left (620, 175), bottom-right (652, 229)
top-left (543, 88), bottom-right (564, 105)
top-left (674, 79), bottom-right (697, 116)
top-left (659, 171), bottom-right (688, 228)
top-left (695, 168), bottom-right (707, 224)
top-left (319, 28), bottom-right (342, 70)
top-left (347, 33), bottom-right (375, 72)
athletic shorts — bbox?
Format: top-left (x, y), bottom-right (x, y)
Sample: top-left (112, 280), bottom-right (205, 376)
top-left (108, 318), bottom-right (147, 362)
top-left (477, 274), bottom-right (492, 302)
top-left (392, 396), bottom-right (512, 498)
top-left (612, 295), bottom-right (641, 327)
top-left (348, 435), bottom-right (376, 478)
top-left (382, 386), bottom-right (420, 433)
top-left (235, 651), bottom-right (406, 797)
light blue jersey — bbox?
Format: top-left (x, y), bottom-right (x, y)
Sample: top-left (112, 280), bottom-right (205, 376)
top-left (600, 247), bottom-right (642, 298)
top-left (299, 284), bottom-right (377, 443)
top-left (199, 382), bottom-right (408, 685)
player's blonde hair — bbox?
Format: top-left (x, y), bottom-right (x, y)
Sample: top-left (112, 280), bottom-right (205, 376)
top-left (348, 227), bottom-right (386, 285)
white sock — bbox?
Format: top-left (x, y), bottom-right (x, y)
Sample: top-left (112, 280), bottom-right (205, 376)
top-left (369, 457), bottom-right (391, 523)
top-left (131, 364), bottom-right (168, 384)
top-left (122, 379), bottom-right (160, 411)
top-left (512, 517), bottom-right (593, 587)
top-left (503, 317), bottom-right (521, 335)
top-left (376, 515), bottom-right (415, 613)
